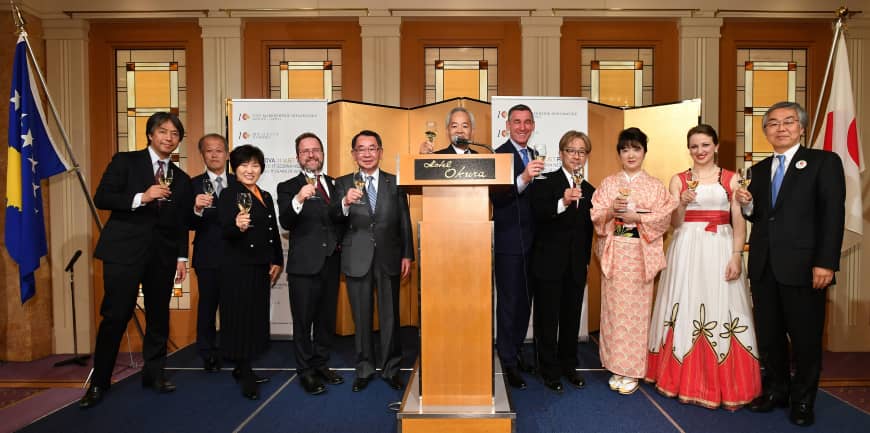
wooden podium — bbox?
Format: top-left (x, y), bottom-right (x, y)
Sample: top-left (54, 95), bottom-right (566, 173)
top-left (396, 153), bottom-right (515, 433)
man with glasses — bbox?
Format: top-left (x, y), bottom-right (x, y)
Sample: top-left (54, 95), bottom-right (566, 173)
top-left (735, 101), bottom-right (845, 427)
top-left (332, 130), bottom-right (414, 393)
top-left (277, 132), bottom-right (344, 395)
top-left (529, 130), bottom-right (594, 393)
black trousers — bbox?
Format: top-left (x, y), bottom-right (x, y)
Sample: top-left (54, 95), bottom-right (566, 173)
top-left (92, 251), bottom-right (175, 388)
top-left (346, 265), bottom-right (402, 379)
top-left (495, 252), bottom-right (534, 369)
top-left (287, 252), bottom-right (340, 376)
top-left (194, 267), bottom-right (220, 359)
top-left (750, 264), bottom-right (827, 406)
top-left (534, 268), bottom-right (585, 381)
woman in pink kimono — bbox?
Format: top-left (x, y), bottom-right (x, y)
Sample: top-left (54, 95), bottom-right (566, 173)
top-left (591, 127), bottom-right (677, 395)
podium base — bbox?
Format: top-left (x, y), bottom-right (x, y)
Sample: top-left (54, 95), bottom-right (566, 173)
top-left (397, 357), bottom-right (515, 433)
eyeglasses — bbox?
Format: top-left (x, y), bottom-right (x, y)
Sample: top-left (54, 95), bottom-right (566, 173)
top-left (562, 148), bottom-right (588, 156)
top-left (353, 147), bottom-right (382, 155)
top-left (298, 148), bottom-right (322, 155)
top-left (764, 117), bottom-right (799, 130)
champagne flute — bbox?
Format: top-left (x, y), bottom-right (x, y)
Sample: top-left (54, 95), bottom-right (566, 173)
top-left (353, 168), bottom-right (368, 205)
top-left (304, 170), bottom-right (321, 201)
top-left (202, 178), bottom-right (216, 208)
top-left (572, 166), bottom-right (585, 208)
top-left (616, 185), bottom-right (631, 213)
top-left (530, 143), bottom-right (547, 179)
top-left (425, 120), bottom-right (438, 143)
top-left (159, 166), bottom-right (174, 202)
top-left (686, 169), bottom-right (699, 190)
top-left (737, 167), bottom-right (752, 188)
top-left (237, 192), bottom-right (254, 227)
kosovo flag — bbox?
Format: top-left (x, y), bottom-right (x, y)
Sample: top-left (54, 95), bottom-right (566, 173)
top-left (6, 35), bottom-right (70, 303)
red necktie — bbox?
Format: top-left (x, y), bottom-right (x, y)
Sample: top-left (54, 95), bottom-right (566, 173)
top-left (315, 175), bottom-right (330, 204)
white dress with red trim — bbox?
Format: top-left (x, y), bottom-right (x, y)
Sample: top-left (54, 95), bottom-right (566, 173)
top-left (645, 169), bottom-right (761, 410)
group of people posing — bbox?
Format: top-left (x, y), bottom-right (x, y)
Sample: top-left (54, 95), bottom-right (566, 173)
top-left (80, 101), bottom-right (845, 429)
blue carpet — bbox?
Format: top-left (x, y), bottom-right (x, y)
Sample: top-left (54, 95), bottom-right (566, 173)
top-left (240, 371), bottom-right (406, 433)
top-left (17, 329), bottom-right (870, 433)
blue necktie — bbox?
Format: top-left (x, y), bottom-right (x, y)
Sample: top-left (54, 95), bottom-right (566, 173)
top-left (366, 175), bottom-right (377, 213)
top-left (519, 148), bottom-right (530, 166)
top-left (771, 154), bottom-right (785, 204)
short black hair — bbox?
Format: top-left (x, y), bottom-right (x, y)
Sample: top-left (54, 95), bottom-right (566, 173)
top-left (616, 127), bottom-right (648, 153)
top-left (686, 124), bottom-right (719, 146)
top-left (507, 104), bottom-right (534, 122)
top-left (295, 132), bottom-right (324, 154)
top-left (197, 133), bottom-right (228, 152)
top-left (230, 144), bottom-right (265, 172)
top-left (351, 130), bottom-right (382, 150)
top-left (145, 112), bottom-right (184, 145)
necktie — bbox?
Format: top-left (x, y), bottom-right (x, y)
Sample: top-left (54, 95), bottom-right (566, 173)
top-left (519, 148), bottom-right (530, 166)
top-left (214, 177), bottom-right (223, 197)
top-left (155, 160), bottom-right (165, 184)
top-left (771, 154), bottom-right (785, 204)
top-left (315, 175), bottom-right (330, 204)
top-left (366, 175), bottom-right (377, 213)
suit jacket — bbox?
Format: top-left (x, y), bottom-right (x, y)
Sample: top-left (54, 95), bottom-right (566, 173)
top-left (94, 148), bottom-right (192, 265)
top-left (530, 169), bottom-right (595, 283)
top-left (218, 182), bottom-right (283, 267)
top-left (277, 173), bottom-right (344, 275)
top-left (490, 139), bottom-right (536, 255)
top-left (433, 146), bottom-right (478, 154)
top-left (743, 146), bottom-right (845, 287)
top-left (331, 170), bottom-right (414, 278)
top-left (190, 172), bottom-right (237, 270)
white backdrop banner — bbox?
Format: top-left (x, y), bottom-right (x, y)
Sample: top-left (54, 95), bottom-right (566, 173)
top-left (489, 96), bottom-right (592, 341)
top-left (228, 99), bottom-right (328, 338)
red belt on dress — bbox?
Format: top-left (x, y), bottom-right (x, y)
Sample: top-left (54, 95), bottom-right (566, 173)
top-left (683, 210), bottom-right (730, 233)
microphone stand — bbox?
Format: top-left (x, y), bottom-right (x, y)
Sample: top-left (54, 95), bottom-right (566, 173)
top-left (55, 250), bottom-right (91, 367)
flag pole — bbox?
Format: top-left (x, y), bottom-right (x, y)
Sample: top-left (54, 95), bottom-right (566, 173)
top-left (808, 7), bottom-right (850, 147)
top-left (11, 2), bottom-right (103, 231)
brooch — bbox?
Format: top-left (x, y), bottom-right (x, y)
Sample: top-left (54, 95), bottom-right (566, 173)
top-left (795, 160), bottom-right (807, 170)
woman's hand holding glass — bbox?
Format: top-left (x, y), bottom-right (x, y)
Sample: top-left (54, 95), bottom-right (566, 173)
top-left (236, 192), bottom-right (253, 230)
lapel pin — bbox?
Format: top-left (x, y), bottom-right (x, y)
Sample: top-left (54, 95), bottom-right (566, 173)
top-left (795, 160), bottom-right (807, 170)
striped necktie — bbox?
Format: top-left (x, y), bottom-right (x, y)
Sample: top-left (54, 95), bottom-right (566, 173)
top-left (366, 176), bottom-right (377, 213)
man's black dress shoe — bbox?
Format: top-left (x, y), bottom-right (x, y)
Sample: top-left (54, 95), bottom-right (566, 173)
top-left (233, 367), bottom-right (269, 384)
top-left (543, 377), bottom-right (564, 393)
top-left (300, 374), bottom-right (326, 395)
top-left (504, 367), bottom-right (527, 390)
top-left (789, 403), bottom-right (815, 427)
top-left (316, 367), bottom-right (344, 385)
top-left (563, 371), bottom-right (586, 389)
top-left (352, 376), bottom-right (371, 392)
top-left (78, 386), bottom-right (105, 409)
top-left (747, 393), bottom-right (788, 413)
top-left (240, 381), bottom-right (260, 400)
top-left (203, 356), bottom-right (220, 372)
top-left (142, 377), bottom-right (176, 393)
top-left (384, 374), bottom-right (404, 390)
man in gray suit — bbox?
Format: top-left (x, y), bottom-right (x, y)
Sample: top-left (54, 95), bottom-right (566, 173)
top-left (332, 130), bottom-right (414, 392)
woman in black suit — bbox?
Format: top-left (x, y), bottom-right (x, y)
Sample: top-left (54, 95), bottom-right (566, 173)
top-left (218, 145), bottom-right (283, 399)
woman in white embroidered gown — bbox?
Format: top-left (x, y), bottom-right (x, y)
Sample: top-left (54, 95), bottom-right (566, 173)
top-left (645, 124), bottom-right (761, 410)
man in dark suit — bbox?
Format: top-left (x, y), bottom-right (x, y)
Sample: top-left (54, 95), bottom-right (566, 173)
top-left (491, 104), bottom-right (546, 389)
top-left (190, 133), bottom-right (233, 372)
top-left (332, 130), bottom-right (414, 392)
top-left (420, 107), bottom-right (480, 155)
top-left (277, 132), bottom-right (344, 395)
top-left (736, 101), bottom-right (845, 427)
top-left (530, 130), bottom-right (594, 393)
top-left (80, 112), bottom-right (193, 409)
